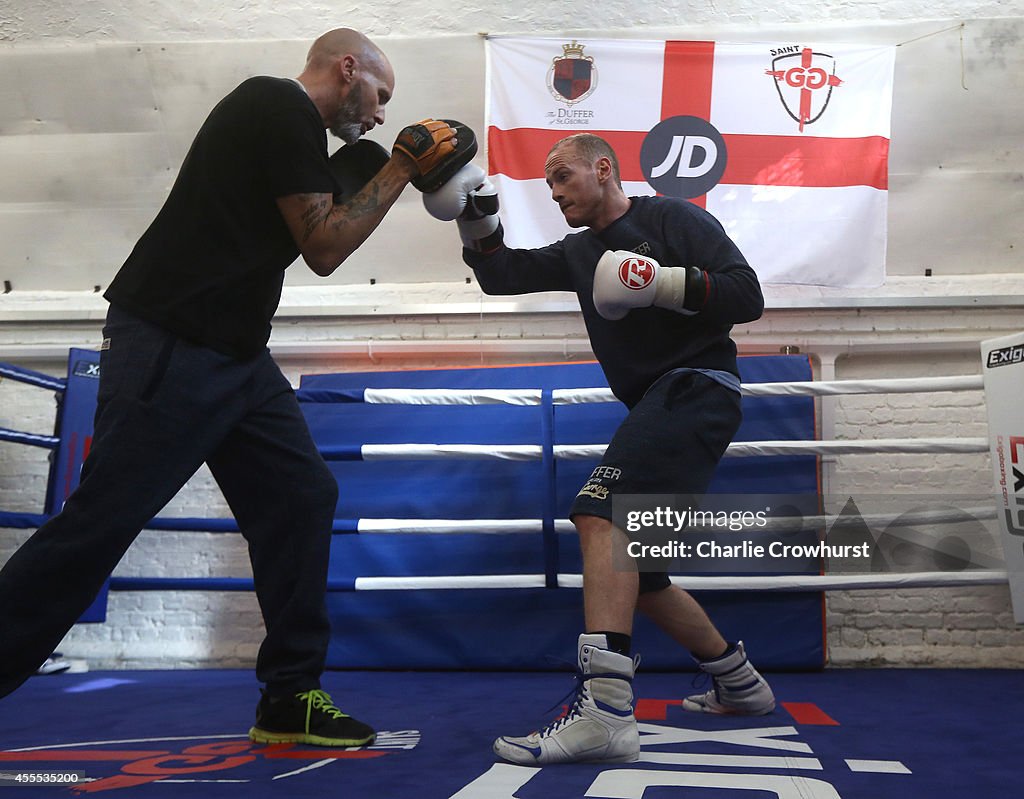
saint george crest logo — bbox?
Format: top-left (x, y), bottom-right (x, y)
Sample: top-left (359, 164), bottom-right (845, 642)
top-left (765, 47), bottom-right (844, 132)
top-left (547, 41), bottom-right (597, 105)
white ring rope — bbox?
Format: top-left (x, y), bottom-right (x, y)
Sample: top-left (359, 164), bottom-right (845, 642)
top-left (351, 571), bottom-right (1007, 592)
top-left (762, 504), bottom-right (997, 532)
top-left (353, 506), bottom-right (996, 536)
top-left (723, 437), bottom-right (989, 457)
top-left (739, 374), bottom-right (983, 397)
top-left (360, 444), bottom-right (542, 461)
top-left (555, 375), bottom-right (983, 404)
top-left (337, 375), bottom-right (984, 406)
top-left (356, 519), bottom-right (572, 534)
top-left (365, 387), bottom-right (543, 406)
top-left (355, 437), bottom-right (989, 461)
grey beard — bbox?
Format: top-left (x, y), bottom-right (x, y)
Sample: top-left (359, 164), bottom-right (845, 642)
top-left (330, 121), bottom-right (362, 145)
top-left (330, 84), bottom-right (364, 145)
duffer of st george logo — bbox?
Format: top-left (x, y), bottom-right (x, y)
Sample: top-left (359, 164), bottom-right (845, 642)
top-left (548, 41), bottom-right (597, 105)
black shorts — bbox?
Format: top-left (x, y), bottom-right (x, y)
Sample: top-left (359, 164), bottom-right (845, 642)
top-left (569, 369), bottom-right (742, 593)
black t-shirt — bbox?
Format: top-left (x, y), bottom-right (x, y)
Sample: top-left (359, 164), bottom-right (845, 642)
top-left (105, 77), bottom-right (335, 358)
top-left (464, 195), bottom-right (764, 407)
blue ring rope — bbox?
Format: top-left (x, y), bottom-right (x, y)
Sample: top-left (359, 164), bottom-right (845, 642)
top-left (0, 362), bottom-right (67, 392)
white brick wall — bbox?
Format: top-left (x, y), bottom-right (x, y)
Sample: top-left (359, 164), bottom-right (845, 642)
top-left (821, 348), bottom-right (1024, 667)
top-left (827, 585), bottom-right (1024, 667)
top-left (0, 366), bottom-right (59, 513)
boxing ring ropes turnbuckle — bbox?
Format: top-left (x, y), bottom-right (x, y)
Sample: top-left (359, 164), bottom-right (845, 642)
top-left (1, 356), bottom-right (1018, 603)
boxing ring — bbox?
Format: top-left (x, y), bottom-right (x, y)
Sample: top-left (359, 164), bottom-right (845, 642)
top-left (1, 339), bottom-right (1023, 796)
top-left (0, 355), bottom-right (1012, 595)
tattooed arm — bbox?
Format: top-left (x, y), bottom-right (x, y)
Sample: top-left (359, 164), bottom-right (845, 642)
top-left (276, 155), bottom-right (416, 277)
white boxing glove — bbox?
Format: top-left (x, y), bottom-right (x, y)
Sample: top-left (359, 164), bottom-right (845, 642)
top-left (422, 162), bottom-right (487, 221)
top-left (423, 162), bottom-right (503, 253)
top-left (592, 249), bottom-right (705, 320)
top-left (456, 177), bottom-right (500, 250)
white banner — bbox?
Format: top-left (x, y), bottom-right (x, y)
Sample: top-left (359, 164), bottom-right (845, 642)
top-left (485, 37), bottom-right (895, 287)
top-left (981, 331), bottom-right (1024, 624)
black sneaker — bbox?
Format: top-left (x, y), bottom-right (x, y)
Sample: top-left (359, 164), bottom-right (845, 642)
top-left (249, 689), bottom-right (376, 747)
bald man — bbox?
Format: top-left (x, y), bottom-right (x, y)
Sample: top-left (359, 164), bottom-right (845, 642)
top-left (0, 28), bottom-right (461, 748)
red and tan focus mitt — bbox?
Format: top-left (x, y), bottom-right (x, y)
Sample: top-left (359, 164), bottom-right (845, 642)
top-left (393, 118), bottom-right (478, 193)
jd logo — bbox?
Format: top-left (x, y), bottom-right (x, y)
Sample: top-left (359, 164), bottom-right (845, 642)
top-left (640, 116), bottom-right (727, 199)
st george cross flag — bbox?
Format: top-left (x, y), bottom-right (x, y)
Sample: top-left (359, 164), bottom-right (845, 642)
top-left (484, 37), bottom-right (895, 287)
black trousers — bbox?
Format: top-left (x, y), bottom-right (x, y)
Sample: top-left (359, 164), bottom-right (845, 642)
top-left (570, 370), bottom-right (743, 594)
top-left (0, 305), bottom-right (338, 700)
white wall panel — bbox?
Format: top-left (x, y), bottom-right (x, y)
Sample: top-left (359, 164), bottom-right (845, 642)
top-left (1, 2), bottom-right (1020, 43)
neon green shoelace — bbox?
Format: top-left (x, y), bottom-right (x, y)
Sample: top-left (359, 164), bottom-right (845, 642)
top-left (297, 689), bottom-right (350, 730)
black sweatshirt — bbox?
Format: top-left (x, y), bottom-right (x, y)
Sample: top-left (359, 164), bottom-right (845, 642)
top-left (464, 195), bottom-right (764, 408)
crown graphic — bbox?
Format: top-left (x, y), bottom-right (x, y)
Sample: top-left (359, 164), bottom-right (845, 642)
top-left (562, 41), bottom-right (586, 57)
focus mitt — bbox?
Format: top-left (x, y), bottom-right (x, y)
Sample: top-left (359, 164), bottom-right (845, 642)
top-left (394, 119), bottom-right (478, 193)
top-left (328, 139), bottom-right (391, 203)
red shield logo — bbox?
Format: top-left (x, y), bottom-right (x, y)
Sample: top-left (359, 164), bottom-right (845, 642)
top-left (618, 258), bottom-right (655, 290)
top-left (547, 41), bottom-right (597, 105)
top-left (766, 48), bottom-right (843, 132)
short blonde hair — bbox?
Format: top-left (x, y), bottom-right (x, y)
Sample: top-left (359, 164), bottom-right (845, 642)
top-left (549, 133), bottom-right (622, 187)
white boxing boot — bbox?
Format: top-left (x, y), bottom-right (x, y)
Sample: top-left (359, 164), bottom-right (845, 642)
top-left (682, 640), bottom-right (775, 715)
top-left (493, 634), bottom-right (640, 764)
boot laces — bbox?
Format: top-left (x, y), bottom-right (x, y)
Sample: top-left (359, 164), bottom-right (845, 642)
top-left (297, 689), bottom-right (349, 721)
top-left (539, 674), bottom-right (589, 736)
top-left (690, 671), bottom-right (722, 701)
